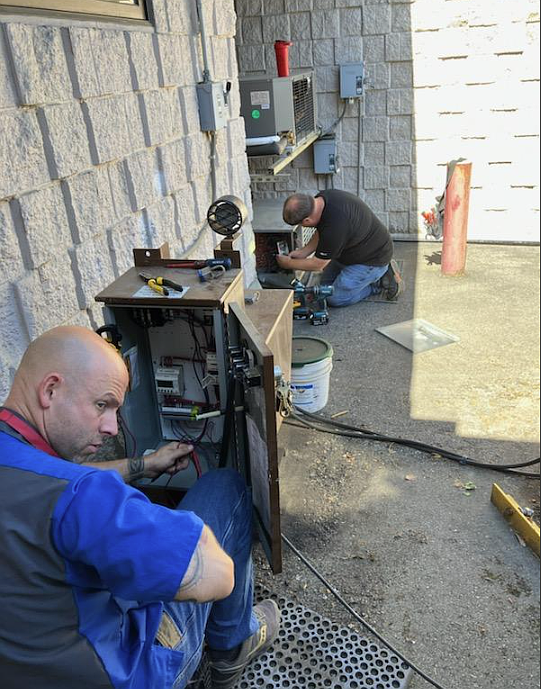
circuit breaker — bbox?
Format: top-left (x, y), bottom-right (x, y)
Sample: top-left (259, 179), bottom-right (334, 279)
top-left (314, 136), bottom-right (339, 175)
top-left (95, 260), bottom-right (293, 574)
top-left (340, 62), bottom-right (365, 100)
top-left (197, 81), bottom-right (231, 131)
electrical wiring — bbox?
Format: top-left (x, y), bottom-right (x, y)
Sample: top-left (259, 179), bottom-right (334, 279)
top-left (287, 410), bottom-right (540, 479)
top-left (322, 99), bottom-right (349, 137)
top-left (282, 533), bottom-right (447, 689)
top-left (172, 418), bottom-right (209, 447)
top-left (191, 450), bottom-right (203, 479)
top-left (187, 313), bottom-right (211, 404)
top-left (161, 442), bottom-right (204, 494)
top-left (205, 421), bottom-right (221, 455)
top-left (163, 311), bottom-right (219, 488)
top-left (144, 311), bottom-right (219, 494)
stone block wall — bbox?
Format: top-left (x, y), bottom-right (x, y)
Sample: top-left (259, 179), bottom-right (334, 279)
top-left (235, 0), bottom-right (540, 242)
top-left (0, 1), bottom-right (255, 398)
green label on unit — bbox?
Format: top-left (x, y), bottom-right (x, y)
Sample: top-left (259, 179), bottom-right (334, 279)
top-left (251, 109), bottom-right (261, 119)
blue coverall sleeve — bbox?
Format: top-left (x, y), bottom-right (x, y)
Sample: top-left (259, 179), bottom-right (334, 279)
top-left (52, 470), bottom-right (204, 602)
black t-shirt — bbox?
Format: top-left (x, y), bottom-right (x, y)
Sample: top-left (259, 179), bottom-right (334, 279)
top-left (314, 190), bottom-right (393, 266)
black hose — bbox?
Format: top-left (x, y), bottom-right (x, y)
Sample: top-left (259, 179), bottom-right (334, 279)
top-left (288, 410), bottom-right (540, 479)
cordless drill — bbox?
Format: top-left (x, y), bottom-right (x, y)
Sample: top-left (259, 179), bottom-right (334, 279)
top-left (292, 281), bottom-right (334, 326)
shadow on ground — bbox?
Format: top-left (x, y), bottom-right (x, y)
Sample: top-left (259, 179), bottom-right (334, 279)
top-left (258, 242), bottom-right (540, 689)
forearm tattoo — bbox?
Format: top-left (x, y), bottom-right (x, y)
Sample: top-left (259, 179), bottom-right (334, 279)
top-left (128, 457), bottom-right (145, 482)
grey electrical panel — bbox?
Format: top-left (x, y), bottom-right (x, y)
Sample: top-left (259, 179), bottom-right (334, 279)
top-left (340, 63), bottom-right (365, 99)
top-left (197, 81), bottom-right (230, 131)
top-left (314, 136), bottom-right (339, 174)
top-left (239, 72), bottom-right (317, 145)
top-left (95, 266), bottom-right (291, 575)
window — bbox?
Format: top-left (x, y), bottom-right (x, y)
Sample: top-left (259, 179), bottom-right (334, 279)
top-left (0, 0), bottom-right (147, 21)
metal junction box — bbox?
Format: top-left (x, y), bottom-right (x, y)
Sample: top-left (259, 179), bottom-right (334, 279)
top-left (197, 81), bottom-right (229, 131)
top-left (340, 62), bottom-right (365, 99)
top-left (314, 136), bottom-right (339, 174)
top-left (240, 72), bottom-right (317, 146)
top-left (95, 263), bottom-right (293, 574)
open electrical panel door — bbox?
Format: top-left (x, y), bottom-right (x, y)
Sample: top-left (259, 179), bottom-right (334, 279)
top-left (95, 260), bottom-right (286, 576)
top-left (228, 303), bottom-right (283, 575)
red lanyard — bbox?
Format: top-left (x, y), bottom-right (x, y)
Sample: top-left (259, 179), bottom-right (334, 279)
top-left (0, 409), bottom-right (61, 458)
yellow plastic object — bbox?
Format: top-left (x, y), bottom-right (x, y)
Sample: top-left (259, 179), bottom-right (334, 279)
top-left (491, 484), bottom-right (540, 557)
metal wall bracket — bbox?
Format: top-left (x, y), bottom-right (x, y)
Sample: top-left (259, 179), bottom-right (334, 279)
top-left (270, 130), bottom-right (321, 176)
top-left (250, 174), bottom-right (291, 184)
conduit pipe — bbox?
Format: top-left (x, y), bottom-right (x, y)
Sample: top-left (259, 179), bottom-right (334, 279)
top-left (181, 0), bottom-right (218, 259)
top-left (195, 0), bottom-right (212, 83)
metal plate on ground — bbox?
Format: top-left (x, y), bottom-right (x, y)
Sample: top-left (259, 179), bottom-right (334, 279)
top-left (235, 587), bottom-right (413, 689)
top-left (376, 318), bottom-right (460, 353)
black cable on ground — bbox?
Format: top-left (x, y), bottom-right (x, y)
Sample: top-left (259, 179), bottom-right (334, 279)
top-left (288, 410), bottom-right (540, 479)
top-left (282, 533), bottom-right (447, 689)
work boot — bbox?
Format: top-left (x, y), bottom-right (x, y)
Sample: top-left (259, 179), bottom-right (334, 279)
top-left (209, 599), bottom-right (281, 689)
top-left (380, 259), bottom-right (403, 301)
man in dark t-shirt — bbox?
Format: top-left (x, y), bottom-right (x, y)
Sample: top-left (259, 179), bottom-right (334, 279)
top-left (278, 191), bottom-right (403, 307)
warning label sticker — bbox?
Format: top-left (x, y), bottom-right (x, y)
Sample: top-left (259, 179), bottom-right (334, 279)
top-left (251, 90), bottom-right (271, 109)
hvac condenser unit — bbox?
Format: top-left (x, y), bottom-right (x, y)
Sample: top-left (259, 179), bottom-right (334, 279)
top-left (240, 72), bottom-right (317, 149)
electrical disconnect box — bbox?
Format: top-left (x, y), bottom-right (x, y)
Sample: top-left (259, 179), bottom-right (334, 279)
top-left (314, 135), bottom-right (339, 175)
top-left (197, 81), bottom-right (231, 131)
top-left (340, 63), bottom-right (365, 100)
top-left (95, 257), bottom-right (293, 574)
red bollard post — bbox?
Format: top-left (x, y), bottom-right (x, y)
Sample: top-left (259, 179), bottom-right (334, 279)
top-left (274, 40), bottom-right (293, 77)
top-left (441, 160), bottom-right (473, 277)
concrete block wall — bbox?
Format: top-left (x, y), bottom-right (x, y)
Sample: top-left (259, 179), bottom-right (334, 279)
top-left (0, 0), bottom-right (255, 398)
top-left (235, 0), bottom-right (540, 242)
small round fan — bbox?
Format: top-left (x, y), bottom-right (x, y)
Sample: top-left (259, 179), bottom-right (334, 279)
top-left (207, 196), bottom-right (248, 237)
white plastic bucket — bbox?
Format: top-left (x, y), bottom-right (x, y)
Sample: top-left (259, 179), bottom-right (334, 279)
top-left (291, 337), bottom-right (334, 413)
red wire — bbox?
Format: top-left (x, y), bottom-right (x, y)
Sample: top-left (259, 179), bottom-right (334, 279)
top-left (191, 450), bottom-right (203, 479)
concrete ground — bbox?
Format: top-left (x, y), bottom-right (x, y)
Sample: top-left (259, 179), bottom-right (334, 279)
top-left (257, 242), bottom-right (540, 689)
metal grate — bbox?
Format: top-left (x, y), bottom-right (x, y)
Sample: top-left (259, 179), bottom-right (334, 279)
top-left (234, 587), bottom-right (414, 689)
top-left (207, 196), bottom-right (247, 237)
top-left (292, 76), bottom-right (316, 143)
top-left (300, 226), bottom-right (318, 246)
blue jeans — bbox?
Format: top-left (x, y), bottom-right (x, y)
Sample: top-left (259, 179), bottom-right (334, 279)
top-left (322, 261), bottom-right (389, 307)
top-left (162, 470), bottom-right (259, 689)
